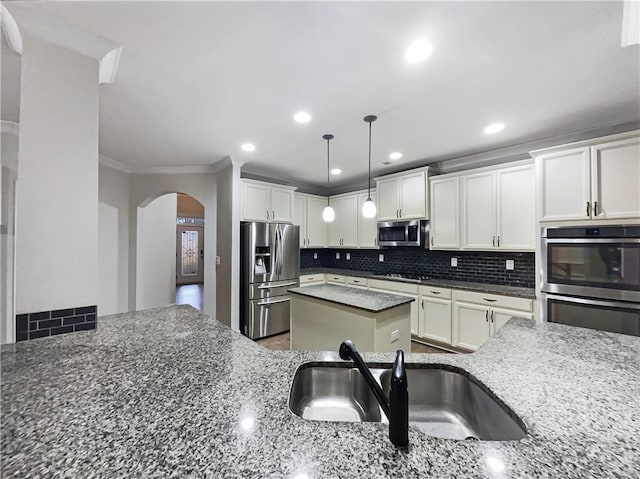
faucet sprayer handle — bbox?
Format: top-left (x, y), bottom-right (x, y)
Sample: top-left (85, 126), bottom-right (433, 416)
top-left (391, 350), bottom-right (407, 390)
top-left (389, 349), bottom-right (409, 447)
top-left (339, 340), bottom-right (356, 360)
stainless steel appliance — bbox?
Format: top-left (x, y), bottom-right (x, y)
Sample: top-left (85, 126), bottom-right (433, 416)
top-left (240, 222), bottom-right (300, 339)
top-left (541, 225), bottom-right (640, 336)
top-left (377, 220), bottom-right (429, 248)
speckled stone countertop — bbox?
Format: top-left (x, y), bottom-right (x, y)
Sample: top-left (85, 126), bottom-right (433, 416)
top-left (302, 267), bottom-right (536, 299)
top-left (2, 305), bottom-right (639, 478)
top-left (289, 284), bottom-right (414, 312)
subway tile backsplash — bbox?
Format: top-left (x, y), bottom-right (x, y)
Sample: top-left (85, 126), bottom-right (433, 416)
top-left (300, 248), bottom-right (535, 288)
top-left (15, 305), bottom-right (97, 342)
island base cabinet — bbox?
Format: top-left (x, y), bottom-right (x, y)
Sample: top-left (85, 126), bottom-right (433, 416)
top-left (290, 295), bottom-right (411, 353)
top-left (420, 297), bottom-right (452, 344)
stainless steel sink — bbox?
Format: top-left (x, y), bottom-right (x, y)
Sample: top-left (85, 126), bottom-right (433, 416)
top-left (379, 367), bottom-right (527, 441)
top-left (289, 362), bottom-right (526, 441)
top-left (288, 364), bottom-right (382, 422)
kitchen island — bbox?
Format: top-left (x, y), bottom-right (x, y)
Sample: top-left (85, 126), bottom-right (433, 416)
top-left (288, 284), bottom-right (413, 352)
top-left (2, 305), bottom-right (638, 478)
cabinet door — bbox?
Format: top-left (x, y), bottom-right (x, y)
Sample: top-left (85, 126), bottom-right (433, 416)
top-left (420, 297), bottom-right (452, 344)
top-left (270, 187), bottom-right (294, 222)
top-left (496, 165), bottom-right (535, 250)
top-left (537, 148), bottom-right (591, 221)
top-left (399, 172), bottom-right (427, 219)
top-left (242, 182), bottom-right (270, 221)
top-left (462, 171), bottom-right (496, 249)
top-left (453, 302), bottom-right (490, 351)
top-left (306, 196), bottom-right (328, 247)
top-left (592, 138), bottom-right (640, 220)
top-left (358, 192), bottom-right (378, 247)
top-left (370, 288), bottom-right (419, 335)
top-left (293, 195), bottom-right (306, 247)
top-left (376, 178), bottom-right (399, 221)
top-left (340, 195), bottom-right (359, 247)
top-left (430, 177), bottom-right (460, 249)
top-left (327, 198), bottom-right (342, 247)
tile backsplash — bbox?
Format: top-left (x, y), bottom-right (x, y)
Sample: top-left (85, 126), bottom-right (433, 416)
top-left (15, 305), bottom-right (97, 342)
top-left (300, 248), bottom-right (535, 288)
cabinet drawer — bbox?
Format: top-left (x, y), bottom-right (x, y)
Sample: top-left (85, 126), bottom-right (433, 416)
top-left (419, 286), bottom-right (452, 299)
top-left (368, 279), bottom-right (419, 295)
top-left (300, 274), bottom-right (325, 284)
top-left (454, 290), bottom-right (533, 312)
top-left (346, 276), bottom-right (368, 288)
top-left (326, 274), bottom-right (346, 284)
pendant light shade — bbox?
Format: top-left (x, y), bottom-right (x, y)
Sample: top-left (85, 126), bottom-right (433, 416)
top-left (362, 115), bottom-right (377, 219)
top-left (322, 134), bottom-right (335, 223)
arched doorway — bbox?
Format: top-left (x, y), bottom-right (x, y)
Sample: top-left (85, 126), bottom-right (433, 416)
top-left (136, 192), bottom-right (205, 311)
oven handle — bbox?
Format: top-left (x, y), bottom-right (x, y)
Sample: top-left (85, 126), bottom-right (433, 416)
top-left (544, 294), bottom-right (640, 310)
top-left (543, 238), bottom-right (640, 244)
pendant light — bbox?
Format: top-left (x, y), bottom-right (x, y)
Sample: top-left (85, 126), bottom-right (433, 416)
top-left (362, 115), bottom-right (377, 218)
top-left (322, 134), bottom-right (336, 222)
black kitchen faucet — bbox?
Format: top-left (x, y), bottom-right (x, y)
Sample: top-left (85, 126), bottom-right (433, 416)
top-left (338, 340), bottom-right (409, 447)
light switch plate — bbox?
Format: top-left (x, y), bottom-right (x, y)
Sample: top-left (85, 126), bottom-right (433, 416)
top-left (451, 257), bottom-right (458, 267)
top-left (379, 254), bottom-right (384, 262)
top-left (313, 253), bottom-right (318, 259)
top-left (215, 256), bottom-right (221, 265)
top-left (390, 329), bottom-right (399, 342)
top-left (346, 253), bottom-right (351, 260)
top-left (335, 252), bottom-right (340, 260)
top-left (506, 259), bottom-right (515, 270)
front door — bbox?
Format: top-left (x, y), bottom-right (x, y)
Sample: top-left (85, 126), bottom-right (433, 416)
top-left (176, 225), bottom-right (204, 285)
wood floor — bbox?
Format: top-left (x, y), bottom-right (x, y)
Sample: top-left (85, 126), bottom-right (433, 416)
top-left (175, 283), bottom-right (204, 311)
top-left (255, 332), bottom-right (452, 354)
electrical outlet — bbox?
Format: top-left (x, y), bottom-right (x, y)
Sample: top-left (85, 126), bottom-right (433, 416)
top-left (313, 253), bottom-right (318, 259)
top-left (506, 259), bottom-right (515, 270)
top-left (390, 329), bottom-right (399, 342)
top-left (335, 252), bottom-right (340, 260)
top-left (346, 253), bottom-right (351, 260)
top-left (451, 257), bottom-right (458, 267)
top-left (379, 254), bottom-right (384, 262)
top-left (215, 256), bottom-right (221, 265)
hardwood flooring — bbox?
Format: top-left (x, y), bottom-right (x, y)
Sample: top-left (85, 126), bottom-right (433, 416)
top-left (255, 332), bottom-right (452, 354)
top-left (175, 283), bottom-right (204, 311)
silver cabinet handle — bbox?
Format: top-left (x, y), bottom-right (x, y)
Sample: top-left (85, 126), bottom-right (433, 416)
top-left (353, 280), bottom-right (361, 283)
top-left (497, 236), bottom-right (500, 247)
top-left (485, 311), bottom-right (489, 322)
top-left (258, 281), bottom-right (298, 289)
top-left (272, 210), bottom-right (275, 219)
top-left (399, 208), bottom-right (402, 218)
top-left (483, 298), bottom-right (497, 302)
top-left (430, 291), bottom-right (441, 295)
top-left (492, 236), bottom-right (496, 247)
top-left (490, 311), bottom-right (495, 323)
top-left (374, 237), bottom-right (377, 245)
top-left (266, 210), bottom-right (270, 220)
top-left (586, 201), bottom-right (590, 217)
top-left (431, 237), bottom-right (434, 246)
top-left (421, 299), bottom-right (424, 309)
top-left (594, 201), bottom-right (598, 216)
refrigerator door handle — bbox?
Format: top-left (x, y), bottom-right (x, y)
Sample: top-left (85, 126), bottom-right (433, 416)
top-left (258, 281), bottom-right (298, 289)
top-left (256, 298), bottom-right (290, 306)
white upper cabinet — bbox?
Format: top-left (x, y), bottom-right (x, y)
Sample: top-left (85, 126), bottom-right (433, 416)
top-left (462, 171), bottom-right (496, 249)
top-left (460, 162), bottom-right (535, 251)
top-left (357, 192), bottom-right (378, 248)
top-left (533, 131), bottom-right (640, 222)
top-left (327, 194), bottom-right (359, 247)
top-left (429, 177), bottom-right (460, 249)
top-left (375, 168), bottom-right (428, 221)
top-left (591, 137), bottom-right (640, 220)
top-left (293, 193), bottom-right (327, 248)
top-left (241, 179), bottom-right (296, 222)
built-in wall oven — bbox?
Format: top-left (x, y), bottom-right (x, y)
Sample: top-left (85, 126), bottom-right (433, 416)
top-left (541, 225), bottom-right (640, 336)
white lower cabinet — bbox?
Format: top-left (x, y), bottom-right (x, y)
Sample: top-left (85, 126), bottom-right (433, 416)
top-left (452, 290), bottom-right (533, 351)
top-left (418, 286), bottom-right (452, 344)
top-left (299, 274), bottom-right (325, 286)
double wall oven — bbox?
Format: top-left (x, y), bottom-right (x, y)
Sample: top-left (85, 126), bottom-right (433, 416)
top-left (541, 225), bottom-right (640, 336)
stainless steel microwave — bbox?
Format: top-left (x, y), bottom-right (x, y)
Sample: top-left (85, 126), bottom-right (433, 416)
top-left (377, 220), bottom-right (429, 247)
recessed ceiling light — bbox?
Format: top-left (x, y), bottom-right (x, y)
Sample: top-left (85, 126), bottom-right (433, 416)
top-left (404, 38), bottom-right (433, 64)
top-left (389, 152), bottom-right (403, 160)
top-left (293, 111), bottom-right (311, 123)
top-left (484, 123), bottom-right (505, 134)
top-left (241, 143), bottom-right (256, 152)
top-left (330, 168), bottom-right (342, 175)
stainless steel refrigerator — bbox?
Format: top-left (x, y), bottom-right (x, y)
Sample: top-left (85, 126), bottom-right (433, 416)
top-left (240, 222), bottom-right (300, 339)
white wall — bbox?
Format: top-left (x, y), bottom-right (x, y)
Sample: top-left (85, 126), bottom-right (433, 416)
top-left (215, 158), bottom-right (241, 330)
top-left (15, 35), bottom-right (99, 314)
top-left (128, 173), bottom-right (216, 316)
top-left (136, 193), bottom-right (177, 310)
top-left (98, 164), bottom-right (129, 315)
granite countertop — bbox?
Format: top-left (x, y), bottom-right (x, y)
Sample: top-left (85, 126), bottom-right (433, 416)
top-left (301, 267), bottom-right (536, 299)
top-left (289, 283), bottom-right (414, 312)
top-left (2, 305), bottom-right (639, 478)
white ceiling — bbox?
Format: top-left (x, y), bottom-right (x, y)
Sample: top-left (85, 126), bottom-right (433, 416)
top-left (4, 1), bottom-right (640, 188)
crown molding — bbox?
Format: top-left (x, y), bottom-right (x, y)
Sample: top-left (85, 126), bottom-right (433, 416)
top-left (0, 120), bottom-right (19, 136)
top-left (1, 4), bottom-right (23, 54)
top-left (99, 154), bottom-right (133, 174)
top-left (99, 45), bottom-right (122, 85)
top-left (131, 165), bottom-right (217, 175)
